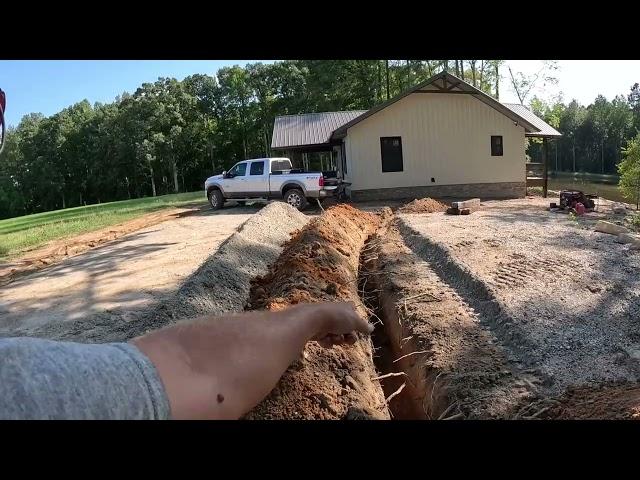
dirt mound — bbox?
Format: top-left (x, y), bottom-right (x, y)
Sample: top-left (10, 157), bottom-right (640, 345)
top-left (363, 222), bottom-right (534, 419)
top-left (21, 202), bottom-right (309, 343)
top-left (244, 204), bottom-right (389, 419)
top-left (538, 383), bottom-right (640, 419)
top-left (398, 198), bottom-right (447, 214)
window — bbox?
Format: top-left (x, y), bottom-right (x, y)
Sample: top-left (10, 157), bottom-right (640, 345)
top-left (380, 137), bottom-right (403, 172)
top-left (491, 136), bottom-right (503, 156)
top-left (228, 162), bottom-right (247, 177)
top-left (271, 159), bottom-right (291, 172)
top-left (250, 161), bottom-right (265, 175)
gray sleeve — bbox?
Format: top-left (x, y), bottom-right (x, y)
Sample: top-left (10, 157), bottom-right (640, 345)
top-left (0, 337), bottom-right (171, 420)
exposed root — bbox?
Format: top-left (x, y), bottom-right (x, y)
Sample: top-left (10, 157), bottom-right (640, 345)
top-left (372, 372), bottom-right (408, 381)
top-left (393, 350), bottom-right (429, 364)
top-left (437, 401), bottom-right (460, 420)
top-left (442, 412), bottom-right (464, 420)
top-left (385, 383), bottom-right (407, 404)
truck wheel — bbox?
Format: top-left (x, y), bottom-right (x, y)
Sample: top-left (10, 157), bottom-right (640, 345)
top-left (209, 190), bottom-right (224, 210)
top-left (285, 189), bottom-right (308, 211)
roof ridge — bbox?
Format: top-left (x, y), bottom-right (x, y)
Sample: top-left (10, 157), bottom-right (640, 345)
top-left (330, 71), bottom-right (542, 138)
top-left (275, 110), bottom-right (367, 118)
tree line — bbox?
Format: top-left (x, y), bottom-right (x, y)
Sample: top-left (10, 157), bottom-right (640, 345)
top-left (0, 60), bottom-right (638, 219)
top-left (527, 83), bottom-right (640, 175)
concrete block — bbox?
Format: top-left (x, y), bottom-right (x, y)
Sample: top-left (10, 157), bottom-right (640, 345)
top-left (618, 233), bottom-right (640, 249)
top-left (451, 198), bottom-right (481, 209)
top-left (595, 221), bottom-right (630, 236)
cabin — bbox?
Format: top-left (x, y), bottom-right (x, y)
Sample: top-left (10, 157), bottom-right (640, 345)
top-left (270, 71), bottom-right (561, 201)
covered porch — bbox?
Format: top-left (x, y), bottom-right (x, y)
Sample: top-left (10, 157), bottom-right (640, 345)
top-left (502, 103), bottom-right (562, 198)
top-left (526, 136), bottom-right (559, 197)
top-left (270, 110), bottom-right (364, 177)
top-left (271, 143), bottom-right (342, 174)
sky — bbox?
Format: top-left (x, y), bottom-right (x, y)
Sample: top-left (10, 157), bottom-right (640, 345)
top-left (498, 60), bottom-right (639, 106)
top-left (0, 60), bottom-right (266, 127)
top-left (1, 60), bottom-right (638, 127)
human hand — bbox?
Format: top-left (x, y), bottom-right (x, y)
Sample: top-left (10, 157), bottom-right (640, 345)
top-left (131, 302), bottom-right (374, 419)
top-left (287, 301), bottom-right (374, 348)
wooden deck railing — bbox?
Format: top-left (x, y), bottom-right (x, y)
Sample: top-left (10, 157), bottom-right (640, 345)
top-left (526, 162), bottom-right (545, 188)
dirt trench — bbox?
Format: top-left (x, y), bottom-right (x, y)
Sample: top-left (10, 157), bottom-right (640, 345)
top-left (360, 221), bottom-right (536, 419)
top-left (244, 204), bottom-right (390, 419)
top-left (240, 204), bottom-right (538, 420)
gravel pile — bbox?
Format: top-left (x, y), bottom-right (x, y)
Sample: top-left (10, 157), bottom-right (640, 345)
top-left (20, 202), bottom-right (309, 343)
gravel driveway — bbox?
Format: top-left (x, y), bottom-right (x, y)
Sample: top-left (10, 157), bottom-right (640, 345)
top-left (0, 206), bottom-right (255, 336)
top-left (398, 196), bottom-right (640, 395)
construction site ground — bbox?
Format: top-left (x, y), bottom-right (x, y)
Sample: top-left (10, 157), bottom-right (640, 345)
top-left (395, 196), bottom-right (640, 419)
top-left (1, 194), bottom-right (639, 419)
top-left (0, 206), bottom-right (257, 338)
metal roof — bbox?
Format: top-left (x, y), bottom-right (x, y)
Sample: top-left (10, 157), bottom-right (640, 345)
top-left (502, 103), bottom-right (562, 138)
top-left (330, 71), bottom-right (542, 139)
top-left (271, 110), bottom-right (366, 149)
top-left (270, 73), bottom-right (562, 149)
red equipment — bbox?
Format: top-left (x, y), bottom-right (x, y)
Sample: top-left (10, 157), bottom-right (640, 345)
top-left (559, 190), bottom-right (596, 211)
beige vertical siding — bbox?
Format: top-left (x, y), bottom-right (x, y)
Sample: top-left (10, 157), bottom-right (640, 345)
top-left (343, 93), bottom-right (526, 190)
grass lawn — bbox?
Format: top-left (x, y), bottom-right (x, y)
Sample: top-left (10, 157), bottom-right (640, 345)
top-left (0, 191), bottom-right (206, 259)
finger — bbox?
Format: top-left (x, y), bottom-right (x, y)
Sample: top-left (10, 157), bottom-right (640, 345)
top-left (340, 302), bottom-right (374, 335)
top-left (343, 333), bottom-right (358, 345)
top-left (318, 334), bottom-right (346, 348)
top-left (325, 302), bottom-right (369, 334)
top-left (317, 337), bottom-right (334, 348)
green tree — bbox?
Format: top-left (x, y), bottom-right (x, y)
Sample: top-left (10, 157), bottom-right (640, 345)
top-left (629, 83), bottom-right (640, 134)
top-left (618, 133), bottom-right (640, 208)
top-left (0, 60), bottom-right (637, 219)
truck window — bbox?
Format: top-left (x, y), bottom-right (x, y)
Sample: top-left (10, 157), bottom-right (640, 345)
top-left (250, 161), bottom-right (265, 175)
top-left (228, 162), bottom-right (247, 177)
top-left (270, 159), bottom-right (291, 172)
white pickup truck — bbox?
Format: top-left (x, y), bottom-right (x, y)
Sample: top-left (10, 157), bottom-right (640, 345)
top-left (204, 157), bottom-right (343, 211)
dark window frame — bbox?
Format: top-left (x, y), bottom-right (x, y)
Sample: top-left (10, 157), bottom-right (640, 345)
top-left (380, 136), bottom-right (404, 173)
top-left (491, 135), bottom-right (504, 156)
top-left (249, 160), bottom-right (265, 175)
top-left (341, 142), bottom-right (347, 175)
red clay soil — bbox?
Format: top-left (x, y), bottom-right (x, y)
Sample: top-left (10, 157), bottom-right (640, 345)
top-left (0, 204), bottom-right (204, 287)
top-left (244, 204), bottom-right (390, 420)
top-left (538, 383), bottom-right (640, 420)
top-left (398, 198), bottom-right (448, 214)
top-left (364, 222), bottom-right (535, 419)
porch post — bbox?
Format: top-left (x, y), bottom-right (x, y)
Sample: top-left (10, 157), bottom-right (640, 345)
top-left (543, 137), bottom-right (549, 198)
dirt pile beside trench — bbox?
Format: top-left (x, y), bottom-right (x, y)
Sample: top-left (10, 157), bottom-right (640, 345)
top-left (398, 198), bottom-right (448, 214)
top-left (363, 222), bottom-right (535, 419)
top-left (244, 204), bottom-right (390, 420)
